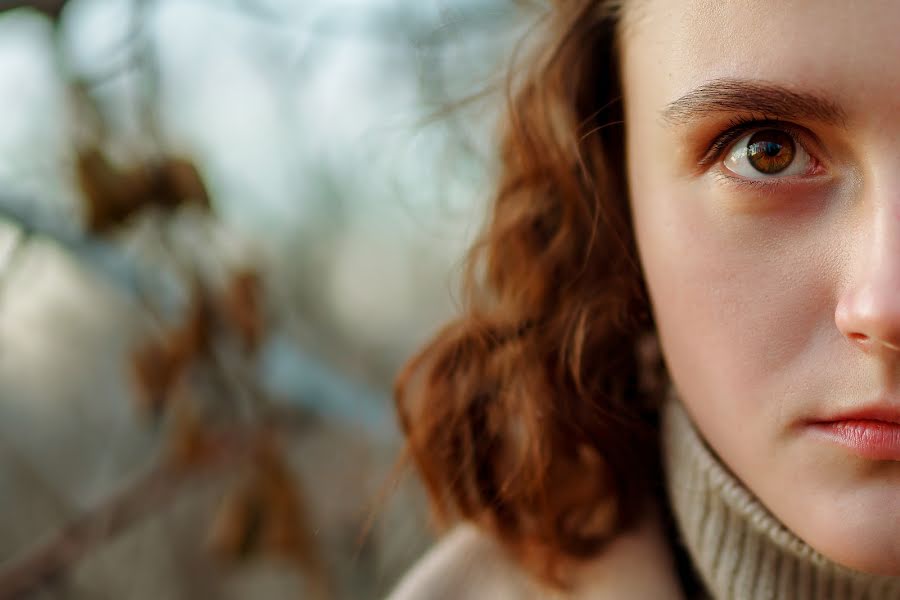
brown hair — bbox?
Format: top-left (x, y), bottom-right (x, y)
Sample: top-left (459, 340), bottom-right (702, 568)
top-left (394, 0), bottom-right (667, 588)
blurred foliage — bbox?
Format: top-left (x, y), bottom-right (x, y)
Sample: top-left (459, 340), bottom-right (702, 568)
top-left (0, 0), bottom-right (534, 598)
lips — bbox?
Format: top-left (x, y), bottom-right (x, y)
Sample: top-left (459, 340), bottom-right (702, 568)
top-left (808, 407), bottom-right (900, 461)
top-left (820, 406), bottom-right (900, 425)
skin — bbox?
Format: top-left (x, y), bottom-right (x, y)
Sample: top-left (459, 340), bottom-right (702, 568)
top-left (621, 0), bottom-right (900, 575)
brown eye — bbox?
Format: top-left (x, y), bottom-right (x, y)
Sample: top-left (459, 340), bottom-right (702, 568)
top-left (746, 129), bottom-right (795, 174)
top-left (723, 127), bottom-right (812, 180)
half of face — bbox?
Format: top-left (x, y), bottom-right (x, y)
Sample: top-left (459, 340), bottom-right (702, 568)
top-left (622, 0), bottom-right (900, 576)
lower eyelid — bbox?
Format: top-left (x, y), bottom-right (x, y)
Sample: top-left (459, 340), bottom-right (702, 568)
top-left (711, 163), bottom-right (831, 192)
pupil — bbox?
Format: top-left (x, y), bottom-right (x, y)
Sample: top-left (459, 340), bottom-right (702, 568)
top-left (762, 142), bottom-right (782, 157)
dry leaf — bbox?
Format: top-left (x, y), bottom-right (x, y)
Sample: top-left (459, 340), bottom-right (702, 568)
top-left (77, 148), bottom-right (145, 233)
top-left (166, 403), bottom-right (219, 471)
top-left (78, 150), bottom-right (211, 233)
top-left (130, 339), bottom-right (178, 419)
top-left (252, 436), bottom-right (326, 586)
top-left (168, 283), bottom-right (213, 366)
top-left (130, 285), bottom-right (213, 418)
top-left (163, 158), bottom-right (211, 210)
top-left (207, 437), bottom-right (319, 568)
top-left (222, 270), bottom-right (265, 353)
top-left (207, 479), bottom-right (265, 561)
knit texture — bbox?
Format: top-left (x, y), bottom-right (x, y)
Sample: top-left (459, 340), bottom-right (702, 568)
top-left (661, 396), bottom-right (900, 600)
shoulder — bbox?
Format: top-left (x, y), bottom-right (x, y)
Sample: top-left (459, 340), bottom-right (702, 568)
top-left (385, 524), bottom-right (539, 600)
top-left (385, 511), bottom-right (687, 600)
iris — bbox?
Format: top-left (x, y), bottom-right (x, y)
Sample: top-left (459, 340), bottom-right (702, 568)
top-left (746, 130), bottom-right (795, 174)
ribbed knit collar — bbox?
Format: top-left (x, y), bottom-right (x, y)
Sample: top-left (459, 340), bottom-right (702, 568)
top-left (661, 395), bottom-right (900, 599)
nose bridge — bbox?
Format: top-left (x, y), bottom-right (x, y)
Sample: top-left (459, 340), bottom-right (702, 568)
top-left (836, 171), bottom-right (900, 350)
top-left (866, 194), bottom-right (900, 287)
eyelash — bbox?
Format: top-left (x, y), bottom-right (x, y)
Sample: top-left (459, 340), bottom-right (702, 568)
top-left (699, 115), bottom-right (812, 171)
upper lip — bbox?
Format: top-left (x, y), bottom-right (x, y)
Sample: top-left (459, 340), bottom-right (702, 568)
top-left (812, 403), bottom-right (900, 426)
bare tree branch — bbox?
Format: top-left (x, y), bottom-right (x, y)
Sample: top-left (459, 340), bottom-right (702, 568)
top-left (0, 467), bottom-right (176, 599)
top-left (0, 432), bottom-right (248, 600)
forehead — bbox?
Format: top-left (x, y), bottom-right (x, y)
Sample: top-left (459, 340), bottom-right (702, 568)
top-left (620, 0), bottom-right (900, 118)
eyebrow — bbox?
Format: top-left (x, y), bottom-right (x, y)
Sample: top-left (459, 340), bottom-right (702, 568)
top-left (661, 79), bottom-right (848, 127)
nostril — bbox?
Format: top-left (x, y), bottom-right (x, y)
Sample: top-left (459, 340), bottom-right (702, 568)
top-left (847, 332), bottom-right (869, 344)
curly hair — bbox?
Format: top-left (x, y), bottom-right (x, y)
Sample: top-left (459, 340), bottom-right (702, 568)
top-left (394, 0), bottom-right (668, 589)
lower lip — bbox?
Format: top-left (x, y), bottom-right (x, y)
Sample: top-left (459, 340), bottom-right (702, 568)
top-left (808, 420), bottom-right (900, 461)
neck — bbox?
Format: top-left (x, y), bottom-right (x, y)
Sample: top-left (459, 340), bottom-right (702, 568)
top-left (661, 393), bottom-right (900, 599)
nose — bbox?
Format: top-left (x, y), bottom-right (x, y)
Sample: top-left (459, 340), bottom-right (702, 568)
top-left (835, 198), bottom-right (900, 354)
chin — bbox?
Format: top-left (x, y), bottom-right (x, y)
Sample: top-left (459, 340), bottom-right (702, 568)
top-left (802, 514), bottom-right (900, 576)
top-left (822, 549), bottom-right (900, 578)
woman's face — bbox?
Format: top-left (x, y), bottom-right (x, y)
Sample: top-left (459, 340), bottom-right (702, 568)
top-left (623, 1), bottom-right (900, 574)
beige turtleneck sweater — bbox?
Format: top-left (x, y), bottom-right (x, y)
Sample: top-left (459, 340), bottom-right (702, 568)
top-left (661, 396), bottom-right (900, 599)
top-left (387, 397), bottom-right (900, 599)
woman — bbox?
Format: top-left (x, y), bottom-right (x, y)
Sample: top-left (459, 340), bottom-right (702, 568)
top-left (389, 1), bottom-right (900, 598)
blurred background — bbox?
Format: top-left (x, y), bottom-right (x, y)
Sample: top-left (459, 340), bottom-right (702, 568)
top-left (0, 0), bottom-right (536, 598)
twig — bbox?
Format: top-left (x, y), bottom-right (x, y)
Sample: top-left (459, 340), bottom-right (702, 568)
top-left (0, 431), bottom-right (248, 600)
top-left (0, 465), bottom-right (177, 600)
top-left (0, 198), bottom-right (145, 300)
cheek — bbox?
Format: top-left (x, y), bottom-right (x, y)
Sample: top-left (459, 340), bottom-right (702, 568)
top-left (628, 175), bottom-right (843, 444)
